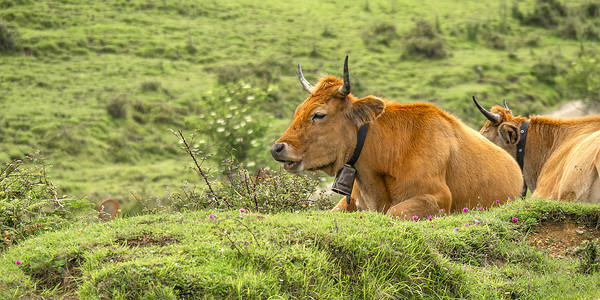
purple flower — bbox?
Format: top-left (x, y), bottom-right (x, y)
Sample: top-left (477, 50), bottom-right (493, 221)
top-left (462, 207), bottom-right (469, 213)
top-left (464, 223), bottom-right (470, 227)
top-left (475, 220), bottom-right (481, 225)
top-left (454, 227), bottom-right (460, 231)
top-left (430, 224), bottom-right (435, 228)
top-left (390, 221), bottom-right (396, 226)
top-left (412, 215), bottom-right (419, 220)
top-left (512, 217), bottom-right (518, 223)
top-left (15, 260), bottom-right (22, 265)
top-left (439, 209), bottom-right (444, 213)
top-left (478, 207), bottom-right (483, 211)
top-left (496, 200), bottom-right (500, 203)
top-left (428, 215), bottom-right (433, 221)
top-left (208, 214), bottom-right (215, 219)
top-left (508, 198), bottom-right (513, 201)
top-left (359, 215), bottom-right (363, 219)
top-left (239, 208), bottom-right (246, 213)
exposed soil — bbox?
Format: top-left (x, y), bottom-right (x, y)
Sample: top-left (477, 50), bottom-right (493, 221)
top-left (115, 233), bottom-right (179, 248)
top-left (526, 219), bottom-right (600, 258)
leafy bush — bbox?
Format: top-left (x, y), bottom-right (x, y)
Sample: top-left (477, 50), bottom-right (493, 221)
top-left (402, 20), bottom-right (448, 59)
top-left (515, 0), bottom-right (567, 28)
top-left (362, 22), bottom-right (398, 50)
top-left (186, 81), bottom-right (276, 162)
top-left (530, 62), bottom-right (559, 84)
top-left (560, 52), bottom-right (600, 101)
top-left (105, 94), bottom-right (129, 119)
top-left (573, 240), bottom-right (600, 274)
top-left (132, 131), bottom-right (335, 215)
top-left (0, 20), bottom-right (18, 52)
top-left (0, 152), bottom-right (93, 251)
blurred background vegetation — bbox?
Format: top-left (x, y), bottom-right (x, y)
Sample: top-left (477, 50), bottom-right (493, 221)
top-left (0, 0), bottom-right (598, 213)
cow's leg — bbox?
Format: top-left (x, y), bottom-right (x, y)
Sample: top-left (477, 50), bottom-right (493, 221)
top-left (330, 184), bottom-right (360, 212)
top-left (386, 185), bottom-right (451, 219)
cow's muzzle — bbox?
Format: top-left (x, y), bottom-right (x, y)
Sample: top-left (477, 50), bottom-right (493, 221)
top-left (270, 142), bottom-right (303, 172)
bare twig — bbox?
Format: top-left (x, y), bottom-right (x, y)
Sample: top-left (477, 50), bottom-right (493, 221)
top-left (129, 190), bottom-right (157, 214)
top-left (171, 129), bottom-right (220, 205)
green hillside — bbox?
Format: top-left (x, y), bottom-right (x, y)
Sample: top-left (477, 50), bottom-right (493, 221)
top-left (0, 0), bottom-right (598, 210)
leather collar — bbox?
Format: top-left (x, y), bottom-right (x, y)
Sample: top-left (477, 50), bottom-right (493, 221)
top-left (516, 120), bottom-right (529, 197)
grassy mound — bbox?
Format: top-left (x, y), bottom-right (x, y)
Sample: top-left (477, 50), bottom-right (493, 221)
top-left (1, 198), bottom-right (599, 299)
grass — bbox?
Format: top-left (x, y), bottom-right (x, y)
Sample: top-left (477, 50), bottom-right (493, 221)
top-left (1, 197), bottom-right (599, 299)
top-left (0, 0), bottom-right (598, 212)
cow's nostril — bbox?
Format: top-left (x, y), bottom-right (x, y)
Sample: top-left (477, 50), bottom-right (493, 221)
top-left (271, 143), bottom-right (286, 156)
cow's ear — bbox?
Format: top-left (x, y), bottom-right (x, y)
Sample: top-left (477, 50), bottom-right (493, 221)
top-left (348, 96), bottom-right (385, 125)
top-left (498, 123), bottom-right (519, 145)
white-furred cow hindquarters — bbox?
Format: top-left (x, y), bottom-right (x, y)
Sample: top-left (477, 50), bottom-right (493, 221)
top-left (534, 130), bottom-right (600, 203)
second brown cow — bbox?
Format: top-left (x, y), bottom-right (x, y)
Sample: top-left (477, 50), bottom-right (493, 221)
top-left (271, 56), bottom-right (523, 219)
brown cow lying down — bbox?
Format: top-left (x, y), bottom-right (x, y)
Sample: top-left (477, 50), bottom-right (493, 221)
top-left (473, 97), bottom-right (600, 203)
top-left (270, 56), bottom-right (523, 219)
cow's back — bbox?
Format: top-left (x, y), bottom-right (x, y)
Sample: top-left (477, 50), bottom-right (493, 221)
top-left (445, 123), bottom-right (523, 210)
top-left (371, 103), bottom-right (523, 210)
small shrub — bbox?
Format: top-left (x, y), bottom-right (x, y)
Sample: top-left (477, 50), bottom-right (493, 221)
top-left (560, 52), bottom-right (600, 100)
top-left (139, 131), bottom-right (335, 214)
top-left (530, 62), bottom-right (559, 84)
top-left (140, 80), bottom-right (162, 92)
top-left (106, 94), bottom-right (129, 119)
top-left (402, 20), bottom-right (448, 59)
top-left (519, 0), bottom-right (567, 28)
top-left (573, 240), bottom-right (600, 274)
top-left (484, 32), bottom-right (506, 50)
top-left (0, 20), bottom-right (18, 52)
top-left (187, 81), bottom-right (276, 162)
top-left (558, 16), bottom-right (582, 40)
top-left (0, 152), bottom-right (93, 251)
top-left (362, 22), bottom-right (398, 49)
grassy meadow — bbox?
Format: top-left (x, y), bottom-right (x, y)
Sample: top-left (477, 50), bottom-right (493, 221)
top-left (1, 0), bottom-right (598, 209)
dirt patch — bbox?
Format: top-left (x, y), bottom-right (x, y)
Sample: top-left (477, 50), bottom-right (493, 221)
top-left (115, 233), bottom-right (179, 248)
top-left (527, 219), bottom-right (600, 258)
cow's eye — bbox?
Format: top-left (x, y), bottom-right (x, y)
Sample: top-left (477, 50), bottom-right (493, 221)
top-left (312, 113), bottom-right (326, 121)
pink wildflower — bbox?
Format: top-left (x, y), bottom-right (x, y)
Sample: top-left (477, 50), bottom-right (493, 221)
top-left (412, 215), bottom-right (419, 221)
top-left (465, 223), bottom-right (470, 227)
top-left (475, 220), bottom-right (481, 225)
top-left (478, 207), bottom-right (483, 211)
top-left (208, 213), bottom-right (215, 219)
top-left (430, 224), bottom-right (435, 228)
top-left (496, 200), bottom-right (500, 203)
top-left (428, 215), bottom-right (433, 221)
top-left (239, 208), bottom-right (246, 213)
top-left (454, 227), bottom-right (460, 231)
top-left (390, 221), bottom-right (396, 226)
top-left (512, 217), bottom-right (518, 223)
top-left (462, 207), bottom-right (468, 213)
top-left (359, 215), bottom-right (363, 219)
top-left (15, 260), bottom-right (22, 265)
top-left (439, 209), bottom-right (444, 213)
top-left (509, 198), bottom-right (513, 201)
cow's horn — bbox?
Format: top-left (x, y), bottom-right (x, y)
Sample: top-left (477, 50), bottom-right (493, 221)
top-left (297, 63), bottom-right (314, 94)
top-left (338, 55), bottom-right (351, 96)
top-left (472, 96), bottom-right (502, 124)
top-left (503, 99), bottom-right (510, 110)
